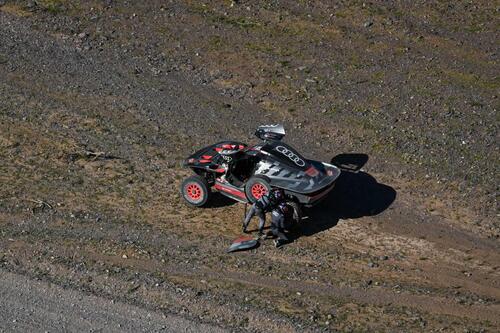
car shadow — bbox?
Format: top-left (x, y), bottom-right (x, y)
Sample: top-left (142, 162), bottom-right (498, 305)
top-left (205, 192), bottom-right (238, 208)
top-left (330, 153), bottom-right (368, 172)
top-left (290, 153), bottom-right (396, 241)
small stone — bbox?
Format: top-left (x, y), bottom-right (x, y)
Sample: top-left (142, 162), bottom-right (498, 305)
top-left (78, 32), bottom-right (88, 39)
top-left (122, 254), bottom-right (128, 259)
top-left (363, 20), bottom-right (373, 28)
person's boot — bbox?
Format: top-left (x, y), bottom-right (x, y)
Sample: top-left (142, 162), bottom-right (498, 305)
top-left (257, 229), bottom-right (265, 239)
top-left (274, 239), bottom-right (285, 248)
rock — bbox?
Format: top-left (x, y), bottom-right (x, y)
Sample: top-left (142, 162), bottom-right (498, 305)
top-left (379, 255), bottom-right (389, 260)
top-left (78, 32), bottom-right (88, 39)
top-left (363, 20), bottom-right (373, 28)
top-left (122, 254), bottom-right (128, 259)
top-left (368, 262), bottom-right (378, 268)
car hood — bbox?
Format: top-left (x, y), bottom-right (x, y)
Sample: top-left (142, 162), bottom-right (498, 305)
top-left (255, 141), bottom-right (311, 171)
top-left (252, 141), bottom-right (341, 194)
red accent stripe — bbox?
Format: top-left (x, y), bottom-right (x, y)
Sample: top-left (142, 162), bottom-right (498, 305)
top-left (199, 159), bottom-right (211, 163)
top-left (305, 166), bottom-right (319, 177)
top-left (214, 168), bottom-right (226, 173)
top-left (215, 147), bottom-right (223, 152)
top-left (233, 236), bottom-right (254, 243)
top-left (202, 155), bottom-right (212, 159)
top-left (214, 183), bottom-right (246, 199)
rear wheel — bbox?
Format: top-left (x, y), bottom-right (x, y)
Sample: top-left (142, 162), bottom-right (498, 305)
top-left (245, 176), bottom-right (271, 203)
top-left (181, 175), bottom-right (211, 207)
top-left (284, 200), bottom-right (302, 230)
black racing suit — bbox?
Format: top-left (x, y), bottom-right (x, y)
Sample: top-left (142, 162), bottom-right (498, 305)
top-left (270, 204), bottom-right (288, 242)
top-left (243, 192), bottom-right (279, 234)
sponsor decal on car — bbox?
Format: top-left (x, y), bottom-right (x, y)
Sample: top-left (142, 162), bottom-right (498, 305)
top-left (221, 155), bottom-right (232, 162)
top-left (275, 146), bottom-right (306, 167)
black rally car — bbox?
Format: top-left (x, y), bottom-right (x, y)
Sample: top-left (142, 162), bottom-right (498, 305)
top-left (180, 124), bottom-right (341, 212)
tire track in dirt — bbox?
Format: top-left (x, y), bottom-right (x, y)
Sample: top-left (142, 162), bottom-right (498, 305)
top-left (3, 232), bottom-right (499, 326)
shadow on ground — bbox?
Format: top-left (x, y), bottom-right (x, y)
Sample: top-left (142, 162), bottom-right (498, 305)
top-left (294, 153), bottom-right (396, 239)
top-left (205, 192), bottom-right (238, 208)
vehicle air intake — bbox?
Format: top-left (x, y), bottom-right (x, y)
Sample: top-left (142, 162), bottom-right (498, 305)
top-left (254, 124), bottom-right (285, 141)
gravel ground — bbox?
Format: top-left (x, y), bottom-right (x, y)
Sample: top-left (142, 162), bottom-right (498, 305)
top-left (0, 1), bottom-right (499, 332)
top-left (0, 269), bottom-right (226, 333)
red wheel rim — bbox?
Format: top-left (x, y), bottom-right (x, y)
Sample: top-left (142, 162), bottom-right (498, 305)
top-left (251, 183), bottom-right (268, 199)
top-left (185, 182), bottom-right (203, 202)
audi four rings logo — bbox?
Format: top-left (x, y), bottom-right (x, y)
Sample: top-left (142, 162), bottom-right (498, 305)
top-left (275, 146), bottom-right (305, 167)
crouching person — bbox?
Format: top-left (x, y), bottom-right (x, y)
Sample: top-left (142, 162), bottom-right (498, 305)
top-left (242, 188), bottom-right (284, 237)
top-left (271, 202), bottom-right (290, 248)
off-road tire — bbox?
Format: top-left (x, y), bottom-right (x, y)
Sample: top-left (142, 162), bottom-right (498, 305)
top-left (245, 176), bottom-right (271, 203)
top-left (284, 200), bottom-right (302, 230)
top-left (181, 175), bottom-right (211, 207)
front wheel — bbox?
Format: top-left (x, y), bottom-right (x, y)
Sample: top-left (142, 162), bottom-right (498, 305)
top-left (181, 175), bottom-right (211, 207)
top-left (245, 176), bottom-right (271, 203)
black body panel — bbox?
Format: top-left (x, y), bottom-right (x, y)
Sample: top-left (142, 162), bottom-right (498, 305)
top-left (182, 125), bottom-right (341, 206)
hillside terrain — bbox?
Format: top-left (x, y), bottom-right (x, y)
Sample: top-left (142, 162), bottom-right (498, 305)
top-left (0, 1), bottom-right (498, 332)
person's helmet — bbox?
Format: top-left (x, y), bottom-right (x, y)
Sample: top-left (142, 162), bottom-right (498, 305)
top-left (271, 188), bottom-right (285, 201)
top-left (278, 202), bottom-right (288, 213)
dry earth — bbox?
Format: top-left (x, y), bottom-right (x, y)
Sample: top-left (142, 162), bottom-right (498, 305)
top-left (0, 1), bottom-right (499, 332)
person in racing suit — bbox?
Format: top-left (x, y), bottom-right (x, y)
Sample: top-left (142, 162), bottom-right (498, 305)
top-left (271, 202), bottom-right (289, 248)
top-left (242, 188), bottom-right (284, 237)
top-left (218, 145), bottom-right (244, 184)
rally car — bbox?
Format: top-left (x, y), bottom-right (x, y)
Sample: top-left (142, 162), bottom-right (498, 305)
top-left (180, 124), bottom-right (341, 214)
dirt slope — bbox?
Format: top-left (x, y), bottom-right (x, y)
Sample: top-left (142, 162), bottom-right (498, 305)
top-left (0, 270), bottom-right (226, 333)
top-left (0, 1), bottom-right (498, 332)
